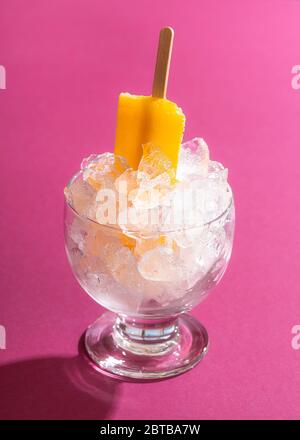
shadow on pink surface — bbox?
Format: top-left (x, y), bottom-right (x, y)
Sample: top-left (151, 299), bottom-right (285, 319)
top-left (0, 338), bottom-right (120, 420)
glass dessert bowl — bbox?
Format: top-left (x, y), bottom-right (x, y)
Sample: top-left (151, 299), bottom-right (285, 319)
top-left (64, 142), bottom-right (235, 380)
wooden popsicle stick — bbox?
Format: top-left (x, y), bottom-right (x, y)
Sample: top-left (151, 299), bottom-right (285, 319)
top-left (152, 27), bottom-right (174, 99)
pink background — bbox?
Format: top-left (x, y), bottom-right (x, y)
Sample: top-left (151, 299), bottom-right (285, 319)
top-left (1, 0), bottom-right (300, 420)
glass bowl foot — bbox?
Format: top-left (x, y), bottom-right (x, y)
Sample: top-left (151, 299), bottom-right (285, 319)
top-left (84, 312), bottom-right (209, 380)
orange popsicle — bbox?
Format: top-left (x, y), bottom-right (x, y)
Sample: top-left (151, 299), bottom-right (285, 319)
top-left (114, 27), bottom-right (185, 170)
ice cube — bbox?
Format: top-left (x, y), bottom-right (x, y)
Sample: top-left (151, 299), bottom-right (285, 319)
top-left (171, 225), bottom-right (227, 289)
top-left (183, 226), bottom-right (227, 275)
top-left (129, 144), bottom-right (175, 210)
top-left (115, 168), bottom-right (138, 197)
top-left (172, 226), bottom-right (205, 249)
top-left (105, 245), bottom-right (140, 287)
top-left (207, 160), bottom-right (228, 183)
top-left (138, 246), bottom-right (182, 282)
top-left (118, 206), bottom-right (158, 238)
top-left (177, 137), bottom-right (209, 181)
top-left (134, 235), bottom-right (170, 257)
top-left (129, 185), bottom-right (161, 210)
top-left (102, 242), bottom-right (157, 307)
top-left (84, 223), bottom-right (113, 257)
top-left (65, 176), bottom-right (97, 218)
top-left (67, 218), bottom-right (87, 251)
top-left (81, 154), bottom-right (99, 170)
top-left (138, 143), bottom-right (175, 181)
top-left (188, 160), bottom-right (231, 224)
top-left (82, 152), bottom-right (128, 190)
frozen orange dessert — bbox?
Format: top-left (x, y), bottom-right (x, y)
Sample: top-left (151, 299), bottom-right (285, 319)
top-left (115, 93), bottom-right (185, 169)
